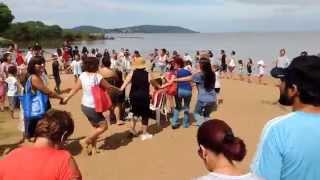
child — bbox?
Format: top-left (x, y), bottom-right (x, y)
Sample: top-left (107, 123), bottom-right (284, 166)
top-left (213, 65), bottom-right (223, 105)
top-left (238, 60), bottom-right (245, 81)
top-left (52, 54), bottom-right (61, 94)
top-left (0, 75), bottom-right (5, 112)
top-left (70, 54), bottom-right (82, 82)
top-left (257, 60), bottom-right (266, 84)
top-left (247, 58), bottom-right (254, 83)
top-left (5, 66), bottom-right (22, 119)
top-left (150, 77), bottom-right (165, 111)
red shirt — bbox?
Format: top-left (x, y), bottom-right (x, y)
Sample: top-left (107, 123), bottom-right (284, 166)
top-left (0, 146), bottom-right (81, 180)
top-left (16, 53), bottom-right (25, 66)
top-left (62, 50), bottom-right (71, 63)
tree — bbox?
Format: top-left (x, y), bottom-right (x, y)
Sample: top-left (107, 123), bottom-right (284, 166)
top-left (0, 3), bottom-right (14, 34)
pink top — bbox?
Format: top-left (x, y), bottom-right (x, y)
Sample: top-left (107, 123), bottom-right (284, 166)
top-left (0, 146), bottom-right (81, 180)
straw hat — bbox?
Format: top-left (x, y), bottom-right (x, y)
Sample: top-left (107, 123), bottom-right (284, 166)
top-left (132, 57), bottom-right (147, 69)
top-left (199, 50), bottom-right (210, 59)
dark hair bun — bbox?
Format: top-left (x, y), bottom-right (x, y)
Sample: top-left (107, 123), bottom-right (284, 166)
top-left (222, 137), bottom-right (247, 161)
top-left (197, 119), bottom-right (247, 163)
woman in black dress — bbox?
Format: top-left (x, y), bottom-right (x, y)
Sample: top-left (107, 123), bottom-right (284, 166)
top-left (120, 57), bottom-right (153, 141)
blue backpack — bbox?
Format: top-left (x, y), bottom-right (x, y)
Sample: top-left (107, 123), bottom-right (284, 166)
top-left (20, 77), bottom-right (49, 121)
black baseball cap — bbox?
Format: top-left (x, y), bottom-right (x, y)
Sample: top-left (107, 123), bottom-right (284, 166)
top-left (271, 55), bottom-right (320, 83)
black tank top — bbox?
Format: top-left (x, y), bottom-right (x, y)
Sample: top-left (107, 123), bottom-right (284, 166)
top-left (130, 69), bottom-right (149, 99)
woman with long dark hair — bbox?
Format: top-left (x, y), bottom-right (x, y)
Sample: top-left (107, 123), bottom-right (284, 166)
top-left (174, 57), bottom-right (217, 126)
top-left (195, 119), bottom-right (262, 180)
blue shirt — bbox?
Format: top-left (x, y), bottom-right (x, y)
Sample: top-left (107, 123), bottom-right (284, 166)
top-left (192, 72), bottom-right (216, 103)
top-left (177, 69), bottom-right (192, 91)
top-left (251, 111), bottom-right (320, 180)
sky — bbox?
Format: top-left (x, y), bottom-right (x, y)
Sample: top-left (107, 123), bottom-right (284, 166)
top-left (2, 0), bottom-right (320, 32)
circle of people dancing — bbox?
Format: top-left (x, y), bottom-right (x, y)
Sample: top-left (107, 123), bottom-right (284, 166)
top-left (1, 42), bottom-right (320, 180)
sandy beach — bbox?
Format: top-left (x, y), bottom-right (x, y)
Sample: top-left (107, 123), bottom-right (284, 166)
top-left (0, 61), bottom-right (290, 180)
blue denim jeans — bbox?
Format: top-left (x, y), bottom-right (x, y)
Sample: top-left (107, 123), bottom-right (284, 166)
top-left (171, 89), bottom-right (192, 128)
top-left (194, 101), bottom-right (217, 126)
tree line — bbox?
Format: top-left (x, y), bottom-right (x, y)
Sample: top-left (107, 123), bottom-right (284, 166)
top-left (0, 3), bottom-right (103, 47)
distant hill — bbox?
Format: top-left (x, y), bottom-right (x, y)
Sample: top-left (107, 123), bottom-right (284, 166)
top-left (71, 25), bottom-right (198, 33)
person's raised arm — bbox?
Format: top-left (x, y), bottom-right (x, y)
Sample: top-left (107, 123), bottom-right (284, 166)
top-left (120, 71), bottom-right (133, 91)
top-left (31, 75), bottom-right (63, 100)
top-left (63, 79), bottom-right (82, 104)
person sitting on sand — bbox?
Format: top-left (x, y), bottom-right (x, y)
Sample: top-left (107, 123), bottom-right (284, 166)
top-left (0, 109), bottom-right (82, 180)
top-left (251, 55), bottom-right (320, 180)
top-left (195, 119), bottom-right (262, 180)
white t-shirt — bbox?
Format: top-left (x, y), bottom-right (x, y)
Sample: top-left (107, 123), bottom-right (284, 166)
top-left (215, 71), bottom-right (221, 89)
top-left (184, 55), bottom-right (193, 62)
top-left (157, 55), bottom-right (167, 66)
top-left (79, 72), bottom-right (103, 108)
top-left (276, 56), bottom-right (290, 68)
top-left (25, 51), bottom-right (33, 64)
top-left (195, 172), bottom-right (262, 180)
top-left (122, 57), bottom-right (131, 72)
top-left (229, 56), bottom-right (236, 67)
top-left (257, 60), bottom-right (265, 75)
top-left (5, 76), bottom-right (18, 97)
top-left (71, 60), bottom-right (82, 75)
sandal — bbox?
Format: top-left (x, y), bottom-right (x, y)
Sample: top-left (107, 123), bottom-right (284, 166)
top-left (80, 140), bottom-right (93, 156)
top-left (92, 144), bottom-right (101, 155)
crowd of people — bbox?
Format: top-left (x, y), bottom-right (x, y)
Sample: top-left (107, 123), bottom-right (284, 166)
top-left (0, 42), bottom-right (319, 180)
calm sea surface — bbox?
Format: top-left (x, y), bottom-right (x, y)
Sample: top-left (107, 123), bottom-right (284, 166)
top-left (72, 32), bottom-right (320, 69)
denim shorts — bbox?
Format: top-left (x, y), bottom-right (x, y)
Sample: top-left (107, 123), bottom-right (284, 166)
top-left (8, 96), bottom-right (19, 111)
top-left (81, 105), bottom-right (106, 127)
